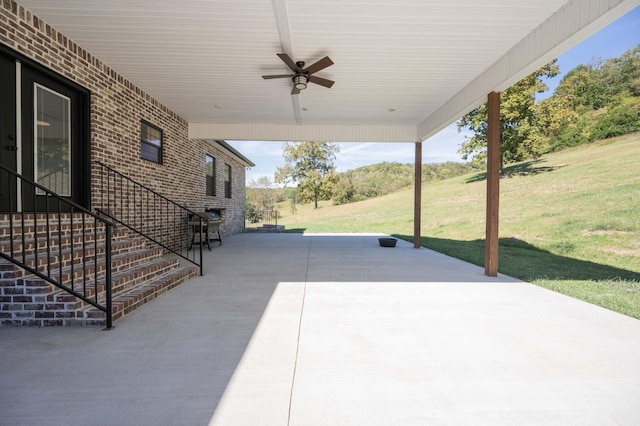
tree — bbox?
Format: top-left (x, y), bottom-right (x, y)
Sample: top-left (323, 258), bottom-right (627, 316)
top-left (275, 141), bottom-right (339, 209)
top-left (245, 176), bottom-right (279, 223)
top-left (457, 61), bottom-right (560, 167)
top-left (246, 176), bottom-right (278, 209)
top-left (541, 45), bottom-right (640, 150)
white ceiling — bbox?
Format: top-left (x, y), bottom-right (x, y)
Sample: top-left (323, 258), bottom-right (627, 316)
top-left (16, 0), bottom-right (639, 142)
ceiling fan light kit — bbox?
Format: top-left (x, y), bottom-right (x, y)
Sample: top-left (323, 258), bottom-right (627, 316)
top-left (293, 74), bottom-right (308, 90)
top-left (262, 53), bottom-right (334, 95)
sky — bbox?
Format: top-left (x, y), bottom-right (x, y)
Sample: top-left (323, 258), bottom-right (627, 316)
top-left (229, 6), bottom-right (640, 184)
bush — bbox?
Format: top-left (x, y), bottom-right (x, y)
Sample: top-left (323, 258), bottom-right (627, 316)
top-left (590, 106), bottom-right (640, 140)
top-left (245, 203), bottom-right (261, 223)
top-left (553, 119), bottom-right (590, 151)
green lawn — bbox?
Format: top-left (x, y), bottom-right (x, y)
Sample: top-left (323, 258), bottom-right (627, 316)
top-left (278, 133), bottom-right (640, 319)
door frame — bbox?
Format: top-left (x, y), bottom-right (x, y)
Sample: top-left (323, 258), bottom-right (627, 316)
top-left (0, 44), bottom-right (91, 211)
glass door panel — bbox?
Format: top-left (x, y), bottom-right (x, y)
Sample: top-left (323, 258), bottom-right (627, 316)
top-left (34, 84), bottom-right (71, 196)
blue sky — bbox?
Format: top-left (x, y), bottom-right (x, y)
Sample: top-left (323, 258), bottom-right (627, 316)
top-left (229, 6), bottom-right (640, 184)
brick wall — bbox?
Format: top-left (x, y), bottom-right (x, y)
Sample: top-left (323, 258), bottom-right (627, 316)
top-left (0, 0), bottom-right (247, 237)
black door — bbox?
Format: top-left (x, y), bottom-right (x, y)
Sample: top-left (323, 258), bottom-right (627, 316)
top-left (0, 50), bottom-right (89, 212)
top-left (0, 52), bottom-right (17, 211)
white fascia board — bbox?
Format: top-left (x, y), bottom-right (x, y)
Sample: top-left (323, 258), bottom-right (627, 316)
top-left (417, 0), bottom-right (638, 142)
top-left (189, 122), bottom-right (418, 143)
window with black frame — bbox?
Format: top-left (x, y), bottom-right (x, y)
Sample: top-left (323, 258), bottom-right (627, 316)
top-left (206, 154), bottom-right (216, 196)
top-left (224, 163), bottom-right (231, 198)
top-left (140, 120), bottom-right (163, 164)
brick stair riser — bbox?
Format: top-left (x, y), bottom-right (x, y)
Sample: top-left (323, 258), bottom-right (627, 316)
top-left (5, 243), bottom-right (154, 279)
top-left (20, 247), bottom-right (166, 301)
top-left (0, 213), bottom-right (115, 225)
top-left (48, 257), bottom-right (179, 309)
top-left (6, 242), bottom-right (163, 296)
top-left (0, 221), bottom-right (129, 239)
top-left (3, 265), bottom-right (198, 327)
top-left (0, 235), bottom-right (131, 256)
top-left (111, 259), bottom-right (180, 293)
top-left (3, 259), bottom-right (188, 326)
top-left (77, 267), bottom-right (198, 326)
top-left (51, 268), bottom-right (197, 326)
top-left (112, 268), bottom-right (197, 320)
top-left (0, 229), bottom-right (134, 258)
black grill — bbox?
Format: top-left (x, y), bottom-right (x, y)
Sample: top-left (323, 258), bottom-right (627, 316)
top-left (191, 211), bottom-right (222, 222)
top-left (189, 210), bottom-right (224, 250)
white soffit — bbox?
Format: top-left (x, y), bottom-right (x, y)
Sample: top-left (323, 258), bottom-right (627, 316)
top-left (12, 0), bottom-right (640, 143)
top-left (418, 0), bottom-right (640, 141)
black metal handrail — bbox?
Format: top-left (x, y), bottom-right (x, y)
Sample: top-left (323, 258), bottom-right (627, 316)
top-left (0, 163), bottom-right (116, 329)
top-left (95, 161), bottom-right (204, 275)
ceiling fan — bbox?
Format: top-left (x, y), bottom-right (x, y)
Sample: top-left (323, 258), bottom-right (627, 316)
top-left (262, 53), bottom-right (335, 95)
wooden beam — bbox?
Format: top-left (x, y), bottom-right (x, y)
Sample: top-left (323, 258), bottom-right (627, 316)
top-left (485, 91), bottom-right (500, 276)
top-left (414, 141), bottom-right (422, 249)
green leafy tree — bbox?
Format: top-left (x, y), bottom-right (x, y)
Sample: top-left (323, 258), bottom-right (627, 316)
top-left (245, 176), bottom-right (279, 223)
top-left (543, 45), bottom-right (640, 150)
top-left (246, 176), bottom-right (278, 209)
top-left (457, 61), bottom-right (560, 167)
top-left (275, 141), bottom-right (339, 209)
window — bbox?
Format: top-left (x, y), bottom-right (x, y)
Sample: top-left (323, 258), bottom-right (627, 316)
top-left (140, 120), bottom-right (163, 164)
top-left (224, 163), bottom-right (232, 198)
top-left (206, 155), bottom-right (216, 196)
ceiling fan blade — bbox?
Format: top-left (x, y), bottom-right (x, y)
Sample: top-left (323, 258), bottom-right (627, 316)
top-left (291, 86), bottom-right (301, 95)
top-left (262, 74), bottom-right (293, 79)
top-left (304, 56), bottom-right (333, 74)
top-left (277, 53), bottom-right (300, 72)
top-left (309, 75), bottom-right (335, 88)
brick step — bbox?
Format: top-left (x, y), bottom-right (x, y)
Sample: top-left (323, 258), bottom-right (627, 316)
top-left (1, 213), bottom-right (200, 327)
top-left (0, 213), bottom-right (97, 225)
top-left (4, 260), bottom-right (198, 326)
top-left (0, 226), bottom-right (131, 255)
top-left (0, 234), bottom-right (147, 267)
top-left (73, 265), bottom-right (199, 326)
top-left (47, 254), bottom-right (181, 308)
top-left (23, 247), bottom-right (165, 295)
top-left (0, 216), bottom-right (127, 235)
top-left (7, 240), bottom-right (159, 281)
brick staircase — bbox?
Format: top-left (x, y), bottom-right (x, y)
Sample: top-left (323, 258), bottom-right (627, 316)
top-left (0, 214), bottom-right (198, 326)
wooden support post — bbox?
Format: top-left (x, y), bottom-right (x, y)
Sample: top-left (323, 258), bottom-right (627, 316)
top-left (485, 91), bottom-right (500, 276)
top-left (414, 141), bottom-right (422, 249)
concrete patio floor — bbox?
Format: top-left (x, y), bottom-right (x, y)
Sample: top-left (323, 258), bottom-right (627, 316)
top-left (1, 232), bottom-right (639, 425)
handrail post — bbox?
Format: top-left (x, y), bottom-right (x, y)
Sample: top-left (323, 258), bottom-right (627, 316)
top-left (199, 217), bottom-right (203, 276)
top-left (104, 224), bottom-right (113, 330)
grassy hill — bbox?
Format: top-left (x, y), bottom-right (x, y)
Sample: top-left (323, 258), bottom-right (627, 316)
top-left (278, 133), bottom-right (640, 319)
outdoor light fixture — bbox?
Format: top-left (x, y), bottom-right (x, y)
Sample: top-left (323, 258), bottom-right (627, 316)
top-left (293, 74), bottom-right (308, 90)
